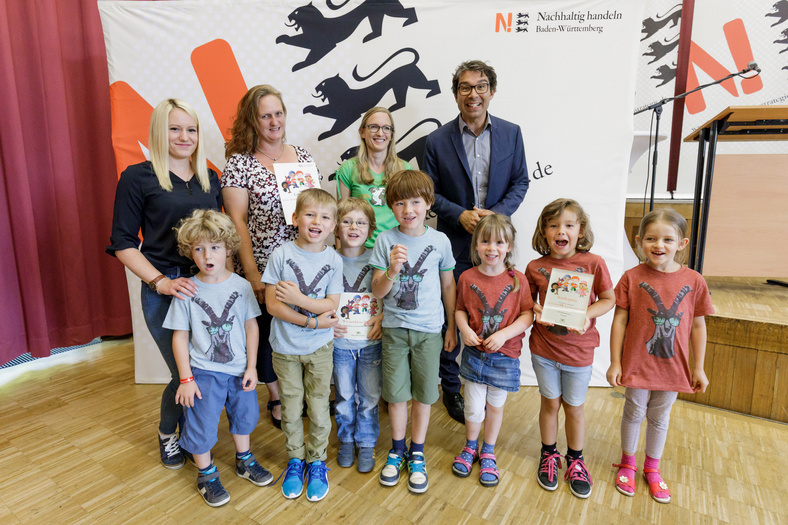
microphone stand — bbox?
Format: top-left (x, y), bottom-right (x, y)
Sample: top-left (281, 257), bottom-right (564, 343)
top-left (634, 65), bottom-right (760, 211)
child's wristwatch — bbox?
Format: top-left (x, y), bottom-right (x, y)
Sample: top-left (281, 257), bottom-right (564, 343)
top-left (149, 274), bottom-right (167, 293)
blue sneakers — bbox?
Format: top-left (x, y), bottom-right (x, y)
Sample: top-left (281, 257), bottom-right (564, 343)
top-left (379, 450), bottom-right (407, 486)
top-left (306, 461), bottom-right (330, 502)
top-left (407, 452), bottom-right (429, 493)
top-left (282, 458), bottom-right (306, 499)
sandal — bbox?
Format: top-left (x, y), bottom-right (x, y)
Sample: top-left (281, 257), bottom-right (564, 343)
top-left (479, 452), bottom-right (499, 487)
top-left (643, 467), bottom-right (671, 503)
top-left (451, 446), bottom-right (478, 478)
top-left (267, 400), bottom-right (281, 429)
top-left (612, 462), bottom-right (636, 497)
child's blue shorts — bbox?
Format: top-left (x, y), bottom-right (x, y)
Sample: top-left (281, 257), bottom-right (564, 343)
top-left (530, 353), bottom-right (593, 406)
top-left (179, 368), bottom-right (259, 455)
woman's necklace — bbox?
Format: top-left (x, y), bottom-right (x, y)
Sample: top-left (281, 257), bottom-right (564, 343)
top-left (256, 142), bottom-right (285, 162)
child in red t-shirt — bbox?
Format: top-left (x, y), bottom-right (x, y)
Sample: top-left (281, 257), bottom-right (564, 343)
top-left (525, 199), bottom-right (615, 499)
top-left (607, 209), bottom-right (714, 504)
top-left (452, 214), bottom-right (534, 487)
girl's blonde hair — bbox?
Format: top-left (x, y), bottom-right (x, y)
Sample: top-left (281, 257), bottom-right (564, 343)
top-left (176, 209), bottom-right (241, 257)
top-left (225, 84), bottom-right (287, 157)
top-left (471, 213), bottom-right (520, 292)
top-left (531, 198), bottom-right (594, 256)
top-left (149, 98), bottom-right (210, 192)
top-left (637, 208), bottom-right (689, 263)
top-left (355, 107), bottom-right (406, 185)
top-left (336, 198), bottom-right (377, 239)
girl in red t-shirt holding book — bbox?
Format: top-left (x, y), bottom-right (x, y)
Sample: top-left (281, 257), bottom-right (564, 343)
top-left (526, 199), bottom-right (615, 499)
top-left (607, 209), bottom-right (714, 504)
top-left (452, 214), bottom-right (534, 487)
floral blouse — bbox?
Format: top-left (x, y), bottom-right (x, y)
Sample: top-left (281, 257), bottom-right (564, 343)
top-left (221, 146), bottom-right (317, 275)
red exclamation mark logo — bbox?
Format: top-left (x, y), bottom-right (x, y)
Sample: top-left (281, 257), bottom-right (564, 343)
top-left (724, 19), bottom-right (762, 95)
top-left (496, 13), bottom-right (512, 33)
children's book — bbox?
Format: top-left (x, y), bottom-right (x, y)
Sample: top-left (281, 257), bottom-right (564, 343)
top-left (540, 268), bottom-right (594, 331)
top-left (336, 292), bottom-right (379, 340)
top-left (273, 162), bottom-right (320, 224)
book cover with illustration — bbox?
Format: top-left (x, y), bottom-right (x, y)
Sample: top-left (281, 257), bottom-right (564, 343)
top-left (336, 292), bottom-right (380, 340)
top-left (540, 268), bottom-right (595, 331)
top-left (273, 162), bottom-right (320, 224)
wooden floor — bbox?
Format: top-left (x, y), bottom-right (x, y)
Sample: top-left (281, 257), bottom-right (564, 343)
top-left (1, 338), bottom-right (787, 524)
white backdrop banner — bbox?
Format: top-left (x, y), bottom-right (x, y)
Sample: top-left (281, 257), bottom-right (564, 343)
top-left (99, 0), bottom-right (644, 385)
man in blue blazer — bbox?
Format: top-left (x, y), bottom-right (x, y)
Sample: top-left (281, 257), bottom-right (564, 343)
top-left (423, 60), bottom-right (529, 423)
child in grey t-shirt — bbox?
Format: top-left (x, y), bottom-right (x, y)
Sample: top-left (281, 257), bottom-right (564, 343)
top-left (163, 209), bottom-right (272, 507)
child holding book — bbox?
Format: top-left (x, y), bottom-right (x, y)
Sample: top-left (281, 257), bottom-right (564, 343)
top-left (370, 170), bottom-right (456, 494)
top-left (164, 209), bottom-right (272, 507)
top-left (262, 188), bottom-right (342, 502)
top-left (451, 214), bottom-right (534, 487)
top-left (607, 209), bottom-right (713, 504)
top-left (525, 198), bottom-right (615, 499)
top-left (333, 198), bottom-right (383, 473)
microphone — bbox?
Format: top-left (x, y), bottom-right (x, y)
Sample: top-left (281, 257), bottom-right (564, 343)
top-left (746, 61), bottom-right (761, 73)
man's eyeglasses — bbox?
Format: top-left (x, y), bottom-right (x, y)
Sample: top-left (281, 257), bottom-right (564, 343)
top-left (340, 219), bottom-right (369, 228)
top-left (457, 82), bottom-right (490, 96)
top-left (365, 124), bottom-right (394, 134)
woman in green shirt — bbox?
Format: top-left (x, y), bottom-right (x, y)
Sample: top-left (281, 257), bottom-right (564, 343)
top-left (336, 107), bottom-right (411, 248)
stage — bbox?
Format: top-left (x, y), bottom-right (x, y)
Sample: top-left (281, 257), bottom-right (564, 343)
top-left (679, 277), bottom-right (788, 423)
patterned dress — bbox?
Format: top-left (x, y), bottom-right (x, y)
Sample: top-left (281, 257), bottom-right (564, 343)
top-left (221, 146), bottom-right (317, 275)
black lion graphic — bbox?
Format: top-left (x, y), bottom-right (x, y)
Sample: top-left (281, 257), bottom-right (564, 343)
top-left (766, 0), bottom-right (788, 27)
top-left (276, 0), bottom-right (418, 72)
top-left (304, 48), bottom-right (440, 141)
top-left (641, 4), bottom-right (681, 41)
top-left (651, 63), bottom-right (677, 87)
top-left (644, 34), bottom-right (680, 64)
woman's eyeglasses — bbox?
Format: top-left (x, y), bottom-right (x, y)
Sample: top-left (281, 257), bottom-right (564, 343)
top-left (365, 124), bottom-right (394, 134)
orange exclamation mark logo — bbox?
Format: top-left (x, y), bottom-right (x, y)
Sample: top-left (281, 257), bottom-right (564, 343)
top-left (496, 13), bottom-right (512, 33)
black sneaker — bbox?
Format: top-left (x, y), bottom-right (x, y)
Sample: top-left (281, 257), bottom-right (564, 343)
top-left (537, 450), bottom-right (561, 491)
top-left (442, 392), bottom-right (465, 424)
top-left (197, 468), bottom-right (231, 507)
top-left (564, 455), bottom-right (593, 498)
top-left (158, 434), bottom-right (185, 470)
top-left (236, 453), bottom-right (274, 486)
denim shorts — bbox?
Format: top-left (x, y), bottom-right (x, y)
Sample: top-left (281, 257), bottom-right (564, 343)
top-left (179, 368), bottom-right (259, 455)
top-left (530, 353), bottom-right (593, 406)
top-left (459, 346), bottom-right (521, 393)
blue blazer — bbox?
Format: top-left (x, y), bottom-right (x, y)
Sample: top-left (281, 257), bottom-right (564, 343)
top-left (422, 114), bottom-right (529, 265)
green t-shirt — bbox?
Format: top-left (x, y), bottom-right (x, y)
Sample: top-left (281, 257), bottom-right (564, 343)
top-left (336, 157), bottom-right (412, 249)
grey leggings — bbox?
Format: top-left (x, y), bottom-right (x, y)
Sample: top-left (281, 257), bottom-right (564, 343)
top-left (621, 388), bottom-right (678, 459)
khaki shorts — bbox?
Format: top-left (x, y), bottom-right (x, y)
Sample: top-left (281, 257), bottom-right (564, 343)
top-left (381, 327), bottom-right (442, 405)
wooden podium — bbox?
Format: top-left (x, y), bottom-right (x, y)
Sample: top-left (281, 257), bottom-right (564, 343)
top-left (684, 106), bottom-right (788, 273)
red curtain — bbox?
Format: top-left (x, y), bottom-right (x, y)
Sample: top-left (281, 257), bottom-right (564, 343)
top-left (0, 0), bottom-right (132, 364)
